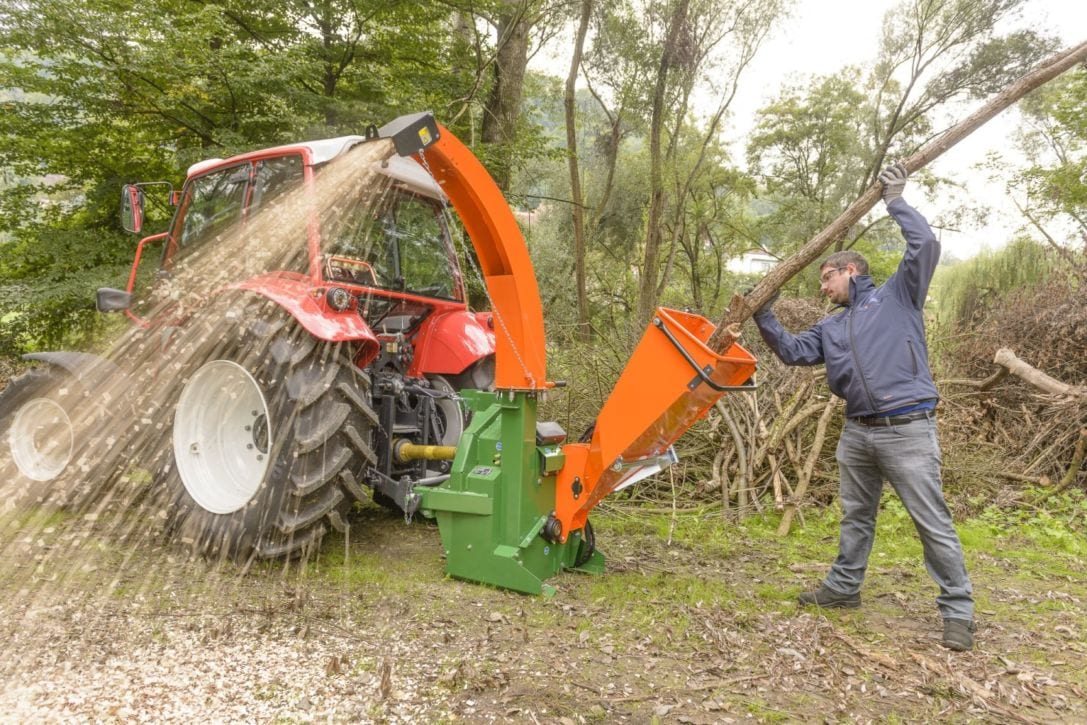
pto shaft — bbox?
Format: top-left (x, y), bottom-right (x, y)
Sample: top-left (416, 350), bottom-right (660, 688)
top-left (394, 440), bottom-right (457, 463)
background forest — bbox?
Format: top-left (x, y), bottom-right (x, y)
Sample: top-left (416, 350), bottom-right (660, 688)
top-left (1, 0), bottom-right (1085, 512)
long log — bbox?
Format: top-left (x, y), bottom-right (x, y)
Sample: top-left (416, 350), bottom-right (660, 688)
top-left (707, 39), bottom-right (1087, 352)
top-left (993, 347), bottom-right (1086, 398)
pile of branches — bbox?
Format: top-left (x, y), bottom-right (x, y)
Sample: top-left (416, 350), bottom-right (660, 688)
top-left (940, 273), bottom-right (1087, 495)
top-left (681, 298), bottom-right (844, 531)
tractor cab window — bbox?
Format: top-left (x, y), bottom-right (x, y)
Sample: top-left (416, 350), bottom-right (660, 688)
top-left (177, 164), bottom-right (249, 253)
top-left (250, 156), bottom-right (304, 213)
top-left (324, 188), bottom-right (461, 301)
top-left (170, 155), bottom-right (308, 274)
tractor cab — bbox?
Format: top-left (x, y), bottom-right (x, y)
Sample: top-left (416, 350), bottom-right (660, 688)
top-left (110, 136), bottom-right (490, 374)
top-left (163, 141), bottom-right (464, 305)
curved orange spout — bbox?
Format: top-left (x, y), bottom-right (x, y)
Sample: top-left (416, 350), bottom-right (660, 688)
top-left (414, 127), bottom-right (548, 390)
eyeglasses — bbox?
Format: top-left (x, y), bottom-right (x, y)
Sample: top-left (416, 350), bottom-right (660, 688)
top-left (820, 267), bottom-right (848, 284)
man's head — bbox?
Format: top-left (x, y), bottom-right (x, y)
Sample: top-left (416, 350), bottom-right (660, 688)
top-left (819, 251), bottom-right (868, 305)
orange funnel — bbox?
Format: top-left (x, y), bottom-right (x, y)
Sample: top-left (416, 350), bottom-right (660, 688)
top-left (554, 308), bottom-right (757, 538)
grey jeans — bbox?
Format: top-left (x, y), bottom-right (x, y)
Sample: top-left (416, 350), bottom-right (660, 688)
top-left (823, 416), bottom-right (974, 621)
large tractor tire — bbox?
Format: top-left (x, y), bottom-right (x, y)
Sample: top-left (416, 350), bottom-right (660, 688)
top-left (159, 301), bottom-right (378, 560)
top-left (0, 366), bottom-right (92, 509)
top-left (432, 354), bottom-right (495, 450)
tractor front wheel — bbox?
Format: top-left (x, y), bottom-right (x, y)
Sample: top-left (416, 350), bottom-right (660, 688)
top-left (0, 366), bottom-right (94, 508)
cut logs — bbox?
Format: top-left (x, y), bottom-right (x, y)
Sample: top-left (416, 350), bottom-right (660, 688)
top-left (993, 348), bottom-right (1086, 399)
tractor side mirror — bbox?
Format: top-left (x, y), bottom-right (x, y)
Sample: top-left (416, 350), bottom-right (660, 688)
top-left (120, 184), bottom-right (145, 234)
top-left (96, 287), bottom-right (132, 312)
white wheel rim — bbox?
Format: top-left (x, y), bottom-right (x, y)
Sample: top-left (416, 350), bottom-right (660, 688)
top-left (173, 360), bottom-right (272, 514)
top-left (8, 397), bottom-right (74, 482)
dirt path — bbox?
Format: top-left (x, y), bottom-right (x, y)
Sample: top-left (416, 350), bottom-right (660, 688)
top-left (1, 500), bottom-right (1084, 723)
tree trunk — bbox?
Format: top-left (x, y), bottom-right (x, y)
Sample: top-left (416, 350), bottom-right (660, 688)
top-left (636, 0), bottom-right (689, 328)
top-left (565, 0), bottom-right (593, 342)
top-left (482, 2), bottom-right (530, 191)
top-left (707, 39), bottom-right (1087, 352)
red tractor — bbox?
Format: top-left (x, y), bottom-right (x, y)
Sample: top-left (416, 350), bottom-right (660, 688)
top-left (2, 113), bottom-right (756, 593)
top-left (1, 117), bottom-right (496, 559)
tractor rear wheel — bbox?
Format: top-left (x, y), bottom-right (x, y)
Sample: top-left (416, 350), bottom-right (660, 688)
top-left (160, 301), bottom-right (377, 560)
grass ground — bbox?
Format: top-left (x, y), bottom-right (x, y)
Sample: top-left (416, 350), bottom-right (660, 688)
top-left (0, 490), bottom-right (1084, 723)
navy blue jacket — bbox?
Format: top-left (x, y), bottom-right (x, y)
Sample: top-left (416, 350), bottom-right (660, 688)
top-left (753, 198), bottom-right (940, 418)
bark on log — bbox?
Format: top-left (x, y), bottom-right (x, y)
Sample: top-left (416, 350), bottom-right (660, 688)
top-left (993, 348), bottom-right (1086, 398)
top-left (707, 39), bottom-right (1087, 352)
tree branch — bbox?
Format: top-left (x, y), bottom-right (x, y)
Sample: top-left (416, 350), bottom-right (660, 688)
top-left (707, 39), bottom-right (1087, 352)
top-left (993, 348), bottom-right (1085, 398)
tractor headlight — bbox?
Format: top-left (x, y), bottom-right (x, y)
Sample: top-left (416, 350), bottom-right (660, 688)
top-left (326, 287), bottom-right (352, 311)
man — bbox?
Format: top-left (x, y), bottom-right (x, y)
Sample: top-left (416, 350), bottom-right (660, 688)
top-left (752, 164), bottom-right (975, 651)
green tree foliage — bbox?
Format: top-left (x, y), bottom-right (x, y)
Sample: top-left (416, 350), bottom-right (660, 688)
top-left (862, 0), bottom-right (1055, 188)
top-left (571, 0), bottom-right (787, 328)
top-left (932, 236), bottom-right (1058, 329)
top-left (747, 70), bottom-right (868, 247)
top-left (0, 0), bottom-right (484, 353)
top-left (1015, 66), bottom-right (1087, 241)
top-left (744, 0), bottom-right (1057, 297)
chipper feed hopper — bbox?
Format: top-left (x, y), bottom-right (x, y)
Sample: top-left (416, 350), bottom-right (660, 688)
top-left (383, 114), bottom-right (758, 595)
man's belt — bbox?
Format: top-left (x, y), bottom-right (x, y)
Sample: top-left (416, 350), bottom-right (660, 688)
top-left (850, 409), bottom-right (933, 426)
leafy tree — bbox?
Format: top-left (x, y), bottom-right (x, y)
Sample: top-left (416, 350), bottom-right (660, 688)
top-left (1012, 65), bottom-right (1087, 268)
top-left (634, 0), bottom-right (786, 326)
top-left (0, 0), bottom-right (483, 354)
top-left (747, 71), bottom-right (867, 230)
top-left (861, 0), bottom-right (1055, 190)
top-left (744, 0), bottom-right (1058, 297)
top-left (576, 0), bottom-right (786, 327)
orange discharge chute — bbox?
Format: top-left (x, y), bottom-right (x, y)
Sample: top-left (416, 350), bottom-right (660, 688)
top-left (414, 125), bottom-right (548, 391)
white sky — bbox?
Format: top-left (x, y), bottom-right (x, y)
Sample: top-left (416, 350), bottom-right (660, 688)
top-left (724, 0), bottom-right (1087, 259)
top-left (533, 0), bottom-right (1086, 259)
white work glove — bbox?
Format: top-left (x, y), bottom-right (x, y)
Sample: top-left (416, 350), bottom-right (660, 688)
top-left (878, 162), bottom-right (908, 204)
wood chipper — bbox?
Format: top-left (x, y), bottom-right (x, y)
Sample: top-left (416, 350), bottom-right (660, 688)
top-left (378, 113), bottom-right (758, 594)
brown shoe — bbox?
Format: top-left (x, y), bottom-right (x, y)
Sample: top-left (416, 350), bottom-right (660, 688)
top-left (797, 585), bottom-right (860, 609)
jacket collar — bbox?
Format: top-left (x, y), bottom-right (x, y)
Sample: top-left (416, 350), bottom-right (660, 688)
top-left (846, 274), bottom-right (876, 307)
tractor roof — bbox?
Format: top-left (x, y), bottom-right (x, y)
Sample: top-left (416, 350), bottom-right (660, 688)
top-left (186, 136), bottom-right (445, 200)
